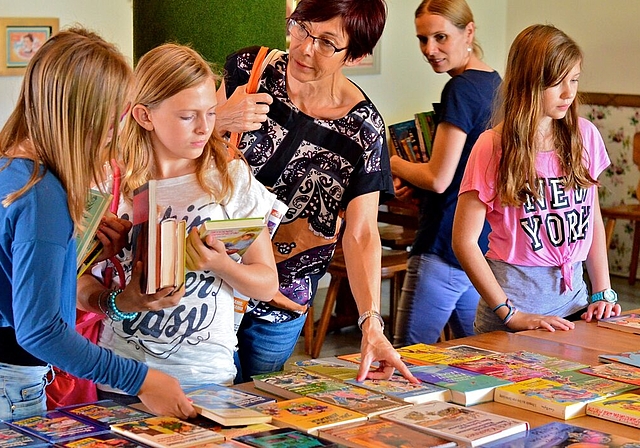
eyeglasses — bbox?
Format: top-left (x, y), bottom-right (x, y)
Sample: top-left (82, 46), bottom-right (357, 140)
top-left (288, 20), bottom-right (347, 57)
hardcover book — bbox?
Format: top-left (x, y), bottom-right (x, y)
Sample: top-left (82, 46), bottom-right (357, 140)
top-left (480, 421), bottom-right (640, 447)
top-left (252, 370), bottom-right (329, 399)
top-left (397, 343), bottom-right (496, 365)
top-left (58, 400), bottom-right (155, 429)
top-left (380, 400), bottom-right (529, 447)
top-left (317, 419), bottom-right (457, 448)
top-left (0, 422), bottom-right (49, 448)
top-left (8, 411), bottom-right (108, 444)
top-left (198, 217), bottom-right (265, 257)
top-left (410, 364), bottom-right (511, 406)
top-left (596, 312), bottom-right (640, 334)
top-left (343, 376), bottom-right (451, 405)
top-left (253, 397), bottom-right (367, 434)
top-left (76, 189), bottom-right (113, 276)
top-left (56, 431), bottom-right (153, 448)
top-left (599, 350), bottom-right (640, 369)
top-left (585, 392), bottom-right (640, 428)
top-left (184, 383), bottom-right (275, 409)
top-left (493, 377), bottom-right (606, 420)
top-left (580, 362), bottom-right (640, 386)
top-left (233, 427), bottom-right (341, 447)
top-left (110, 416), bottom-right (224, 448)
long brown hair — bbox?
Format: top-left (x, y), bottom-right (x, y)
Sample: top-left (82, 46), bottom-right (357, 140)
top-left (120, 43), bottom-right (236, 203)
top-left (0, 27), bottom-right (132, 227)
top-left (495, 24), bottom-right (596, 206)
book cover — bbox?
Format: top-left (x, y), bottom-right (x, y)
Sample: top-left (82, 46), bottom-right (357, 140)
top-left (210, 422), bottom-right (278, 442)
top-left (305, 384), bottom-right (410, 418)
top-left (599, 350), bottom-right (640, 369)
top-left (410, 364), bottom-right (511, 406)
top-left (198, 218), bottom-right (265, 257)
top-left (318, 419), bottom-right (457, 448)
top-left (0, 422), bottom-right (49, 448)
top-left (344, 376), bottom-right (451, 404)
top-left (184, 383), bottom-right (275, 409)
top-left (110, 416), bottom-right (223, 448)
top-left (336, 352), bottom-right (429, 367)
top-left (453, 350), bottom-right (587, 383)
top-left (186, 398), bottom-right (272, 427)
top-left (294, 358), bottom-right (361, 381)
top-left (233, 427), bottom-right (340, 447)
top-left (481, 421), bottom-right (640, 447)
top-left (252, 370), bottom-right (329, 399)
top-left (493, 377), bottom-right (606, 420)
top-left (253, 397), bottom-right (367, 435)
top-left (56, 431), bottom-right (153, 448)
top-left (586, 392), bottom-right (640, 428)
top-left (388, 120), bottom-right (421, 163)
top-left (542, 370), bottom-right (636, 397)
top-left (397, 343), bottom-right (496, 365)
top-left (132, 180), bottom-right (157, 294)
top-left (414, 111), bottom-right (436, 161)
top-left (58, 400), bottom-right (155, 429)
top-left (580, 363), bottom-right (640, 386)
top-left (76, 189), bottom-right (113, 275)
top-left (8, 411), bottom-right (108, 443)
top-left (380, 400), bottom-right (529, 447)
top-left (596, 312), bottom-right (640, 334)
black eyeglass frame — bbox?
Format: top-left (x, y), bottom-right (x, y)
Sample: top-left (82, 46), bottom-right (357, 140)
top-left (288, 19), bottom-right (348, 57)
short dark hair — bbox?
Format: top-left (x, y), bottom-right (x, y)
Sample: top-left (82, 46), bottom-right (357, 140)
top-left (289, 0), bottom-right (387, 61)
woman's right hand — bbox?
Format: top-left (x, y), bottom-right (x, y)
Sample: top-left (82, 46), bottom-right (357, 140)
top-left (137, 368), bottom-right (196, 419)
top-left (216, 85), bottom-right (273, 134)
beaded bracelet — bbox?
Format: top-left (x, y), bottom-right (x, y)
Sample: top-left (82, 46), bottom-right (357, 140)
top-left (107, 289), bottom-right (139, 321)
top-left (357, 310), bottom-right (385, 332)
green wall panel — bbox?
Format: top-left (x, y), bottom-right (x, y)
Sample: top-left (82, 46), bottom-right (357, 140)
top-left (133, 0), bottom-right (286, 72)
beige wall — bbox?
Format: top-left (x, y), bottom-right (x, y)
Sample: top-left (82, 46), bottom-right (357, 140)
top-left (0, 1), bottom-right (638, 126)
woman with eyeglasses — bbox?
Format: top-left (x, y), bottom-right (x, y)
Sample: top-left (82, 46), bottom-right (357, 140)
top-left (216, 0), bottom-right (417, 384)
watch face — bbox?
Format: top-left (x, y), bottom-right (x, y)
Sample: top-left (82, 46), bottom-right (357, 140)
top-left (603, 289), bottom-right (617, 302)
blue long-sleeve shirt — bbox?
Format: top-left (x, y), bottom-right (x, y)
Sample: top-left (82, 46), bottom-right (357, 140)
top-left (0, 158), bottom-right (146, 395)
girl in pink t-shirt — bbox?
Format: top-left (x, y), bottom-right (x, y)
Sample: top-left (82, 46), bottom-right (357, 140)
top-left (452, 24), bottom-right (622, 334)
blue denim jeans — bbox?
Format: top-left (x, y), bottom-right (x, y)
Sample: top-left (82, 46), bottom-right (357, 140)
top-left (234, 312), bottom-right (307, 384)
top-left (0, 362), bottom-right (52, 420)
top-left (394, 253), bottom-right (480, 345)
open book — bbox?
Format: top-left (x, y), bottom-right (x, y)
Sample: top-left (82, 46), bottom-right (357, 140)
top-left (76, 189), bottom-right (113, 277)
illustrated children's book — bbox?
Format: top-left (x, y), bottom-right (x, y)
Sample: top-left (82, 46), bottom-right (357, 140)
top-left (596, 312), bottom-right (640, 334)
top-left (8, 411), bottom-right (107, 444)
top-left (317, 419), bottom-right (457, 448)
top-left (198, 217), bottom-right (266, 257)
top-left (58, 400), bottom-right (155, 429)
top-left (56, 431), bottom-right (154, 448)
top-left (580, 362), bottom-right (640, 386)
top-left (344, 376), bottom-right (451, 405)
top-left (387, 119), bottom-right (422, 163)
top-left (410, 363), bottom-right (511, 406)
top-left (253, 397), bottom-right (367, 435)
top-left (542, 370), bottom-right (636, 397)
top-left (294, 358), bottom-right (362, 381)
top-left (76, 189), bottom-right (113, 276)
top-left (380, 400), bottom-right (529, 447)
top-left (305, 383), bottom-right (410, 418)
top-left (397, 343), bottom-right (496, 365)
top-left (480, 421), bottom-right (640, 447)
top-left (184, 383), bottom-right (275, 409)
top-left (208, 422), bottom-right (278, 442)
top-left (493, 377), bottom-right (607, 420)
top-left (110, 416), bottom-right (224, 448)
top-left (186, 397), bottom-right (272, 427)
top-left (252, 370), bottom-right (330, 399)
top-left (586, 392), bottom-right (640, 428)
top-left (599, 350), bottom-right (640, 369)
top-left (0, 422), bottom-right (49, 448)
top-left (232, 427), bottom-right (341, 448)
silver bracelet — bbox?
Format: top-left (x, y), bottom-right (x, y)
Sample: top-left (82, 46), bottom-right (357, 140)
top-left (357, 310), bottom-right (385, 332)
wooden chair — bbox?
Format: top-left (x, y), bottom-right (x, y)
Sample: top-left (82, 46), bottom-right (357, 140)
top-left (601, 132), bottom-right (640, 285)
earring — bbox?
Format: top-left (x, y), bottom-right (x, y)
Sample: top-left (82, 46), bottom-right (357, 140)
top-left (467, 47), bottom-right (472, 52)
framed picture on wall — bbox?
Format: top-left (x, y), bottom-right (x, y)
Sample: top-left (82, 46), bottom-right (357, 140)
top-left (0, 17), bottom-right (59, 76)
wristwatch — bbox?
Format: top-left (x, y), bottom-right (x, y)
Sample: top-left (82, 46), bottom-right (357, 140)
top-left (589, 288), bottom-right (618, 304)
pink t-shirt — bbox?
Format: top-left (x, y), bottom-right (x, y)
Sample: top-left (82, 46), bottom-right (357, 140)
top-left (460, 118), bottom-right (610, 291)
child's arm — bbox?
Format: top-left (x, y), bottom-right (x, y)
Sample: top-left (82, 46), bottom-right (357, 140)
top-left (453, 191), bottom-right (575, 332)
top-left (186, 227), bottom-right (278, 301)
top-left (583, 197), bottom-right (622, 321)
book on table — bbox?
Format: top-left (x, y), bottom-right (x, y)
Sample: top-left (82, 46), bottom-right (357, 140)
top-left (184, 383), bottom-right (275, 409)
top-left (493, 377), bottom-right (608, 420)
top-left (542, 369), bottom-right (637, 397)
top-left (303, 383), bottom-right (410, 418)
top-left (596, 312), bottom-right (640, 334)
top-left (110, 416), bottom-right (223, 448)
top-left (585, 392), bottom-right (640, 428)
top-left (207, 422), bottom-right (278, 442)
top-left (343, 376), bottom-right (451, 405)
top-left (57, 400), bottom-right (155, 429)
top-left (181, 387), bottom-right (273, 427)
top-left (252, 397), bottom-right (367, 435)
top-left (599, 349), bottom-right (640, 368)
top-left (0, 422), bottom-right (50, 448)
top-left (55, 431), bottom-right (154, 448)
top-left (132, 180), bottom-right (186, 294)
top-left (252, 370), bottom-right (330, 399)
top-left (294, 357), bottom-right (362, 381)
top-left (380, 400), bottom-right (529, 447)
top-left (317, 419), bottom-right (457, 448)
top-left (397, 343), bottom-right (497, 365)
top-left (198, 217), bottom-right (266, 257)
top-left (232, 427), bottom-right (340, 447)
top-left (580, 362), bottom-right (640, 386)
top-left (76, 189), bottom-right (113, 277)
top-left (480, 420), bottom-right (640, 447)
top-left (7, 411), bottom-right (108, 444)
top-left (409, 363), bottom-right (511, 406)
